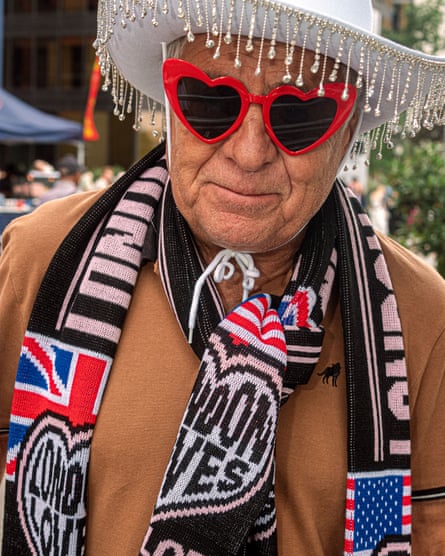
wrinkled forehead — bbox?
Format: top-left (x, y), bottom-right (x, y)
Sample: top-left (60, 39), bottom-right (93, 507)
top-left (168, 34), bottom-right (352, 92)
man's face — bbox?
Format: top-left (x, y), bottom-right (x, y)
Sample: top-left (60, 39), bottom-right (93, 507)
top-left (167, 36), bottom-right (358, 255)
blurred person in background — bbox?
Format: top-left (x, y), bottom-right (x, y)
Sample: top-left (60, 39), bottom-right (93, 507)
top-left (94, 165), bottom-right (115, 189)
top-left (0, 164), bottom-right (25, 199)
top-left (36, 154), bottom-right (81, 204)
top-left (0, 165), bottom-right (15, 199)
top-left (25, 159), bottom-right (57, 200)
top-left (348, 175), bottom-right (365, 207)
top-left (367, 183), bottom-right (391, 235)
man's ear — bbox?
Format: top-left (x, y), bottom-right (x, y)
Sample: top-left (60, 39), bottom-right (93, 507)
top-left (345, 107), bottom-right (361, 145)
top-left (338, 106), bottom-right (362, 161)
top-left (336, 107), bottom-right (363, 174)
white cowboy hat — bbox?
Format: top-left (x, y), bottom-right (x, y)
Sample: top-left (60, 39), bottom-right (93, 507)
top-left (95, 0), bottom-right (445, 148)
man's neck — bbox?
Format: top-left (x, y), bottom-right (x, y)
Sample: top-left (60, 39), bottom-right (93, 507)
top-left (196, 235), bottom-right (303, 312)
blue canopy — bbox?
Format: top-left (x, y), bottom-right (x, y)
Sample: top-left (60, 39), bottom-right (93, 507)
top-left (0, 87), bottom-right (83, 143)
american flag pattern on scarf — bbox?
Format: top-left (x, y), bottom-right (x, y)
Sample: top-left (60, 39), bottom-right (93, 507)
top-left (3, 145), bottom-right (411, 556)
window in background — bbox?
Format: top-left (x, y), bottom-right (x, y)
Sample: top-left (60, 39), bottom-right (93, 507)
top-left (11, 39), bottom-right (32, 89)
top-left (62, 0), bottom-right (86, 11)
top-left (7, 0), bottom-right (32, 13)
top-left (36, 39), bottom-right (58, 89)
top-left (61, 38), bottom-right (83, 89)
top-left (36, 0), bottom-right (59, 11)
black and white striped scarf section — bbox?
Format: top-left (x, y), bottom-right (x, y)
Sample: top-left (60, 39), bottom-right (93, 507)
top-left (4, 144), bottom-right (411, 556)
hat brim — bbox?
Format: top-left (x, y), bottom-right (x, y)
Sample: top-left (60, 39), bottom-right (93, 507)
top-left (98, 0), bottom-right (445, 136)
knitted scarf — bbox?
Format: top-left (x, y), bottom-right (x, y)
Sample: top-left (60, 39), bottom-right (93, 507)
top-left (3, 144), bottom-right (411, 556)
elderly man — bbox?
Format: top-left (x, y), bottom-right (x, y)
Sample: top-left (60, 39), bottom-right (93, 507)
top-left (1, 0), bottom-right (445, 554)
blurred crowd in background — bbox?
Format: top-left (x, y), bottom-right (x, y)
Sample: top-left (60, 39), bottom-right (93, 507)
top-left (0, 156), bottom-right (122, 207)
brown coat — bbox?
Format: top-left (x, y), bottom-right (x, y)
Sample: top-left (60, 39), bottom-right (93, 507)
top-left (1, 190), bottom-right (445, 554)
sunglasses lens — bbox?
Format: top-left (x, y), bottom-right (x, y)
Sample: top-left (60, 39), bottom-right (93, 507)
top-left (177, 77), bottom-right (242, 140)
top-left (270, 95), bottom-right (338, 152)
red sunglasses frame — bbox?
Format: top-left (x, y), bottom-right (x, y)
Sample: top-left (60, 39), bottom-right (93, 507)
top-left (162, 58), bottom-right (357, 156)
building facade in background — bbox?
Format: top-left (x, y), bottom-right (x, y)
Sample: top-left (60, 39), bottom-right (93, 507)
top-left (1, 0), bottom-right (140, 172)
top-left (375, 0), bottom-right (412, 32)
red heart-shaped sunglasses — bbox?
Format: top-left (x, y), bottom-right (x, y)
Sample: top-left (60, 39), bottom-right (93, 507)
top-left (162, 59), bottom-right (357, 156)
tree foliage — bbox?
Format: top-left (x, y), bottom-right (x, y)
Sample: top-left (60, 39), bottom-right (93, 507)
top-left (368, 0), bottom-right (445, 276)
top-left (370, 142), bottom-right (445, 276)
top-left (383, 0), bottom-right (445, 54)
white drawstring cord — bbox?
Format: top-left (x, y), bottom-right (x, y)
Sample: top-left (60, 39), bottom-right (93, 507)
top-left (188, 249), bottom-right (260, 343)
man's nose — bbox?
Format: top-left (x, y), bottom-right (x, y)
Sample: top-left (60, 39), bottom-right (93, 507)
top-left (222, 104), bottom-right (278, 171)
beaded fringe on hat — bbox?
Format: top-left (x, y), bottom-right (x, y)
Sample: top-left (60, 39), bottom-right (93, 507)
top-left (95, 0), bottom-right (445, 164)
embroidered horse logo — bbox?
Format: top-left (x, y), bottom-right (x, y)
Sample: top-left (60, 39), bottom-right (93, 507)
top-left (318, 362), bottom-right (341, 387)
